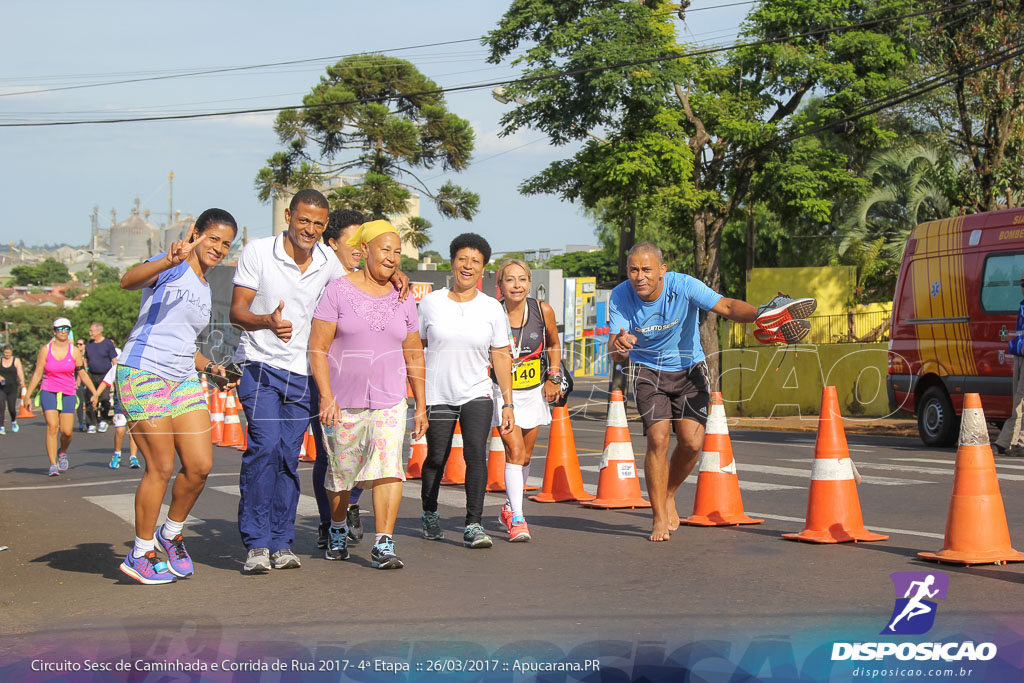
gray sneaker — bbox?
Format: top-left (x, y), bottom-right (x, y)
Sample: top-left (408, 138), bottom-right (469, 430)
top-left (421, 511), bottom-right (444, 540)
top-left (756, 293), bottom-right (817, 327)
top-left (243, 547), bottom-right (271, 574)
top-left (270, 548), bottom-right (301, 569)
top-left (463, 523), bottom-right (492, 549)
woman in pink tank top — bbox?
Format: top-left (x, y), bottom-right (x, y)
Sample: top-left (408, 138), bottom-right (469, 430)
top-left (23, 317), bottom-right (97, 476)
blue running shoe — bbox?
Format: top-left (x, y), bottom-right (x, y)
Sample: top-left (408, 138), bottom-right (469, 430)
top-left (120, 550), bottom-right (176, 585)
top-left (109, 452), bottom-right (121, 469)
top-left (325, 526), bottom-right (349, 561)
top-left (156, 531), bottom-right (194, 577)
top-left (371, 537), bottom-right (403, 570)
top-left (0, 426), bottom-right (6, 435)
top-left (47, 464), bottom-right (59, 477)
top-left (128, 455), bottom-right (141, 469)
top-left (57, 453), bottom-right (68, 472)
top-left (10, 421), bottom-right (17, 433)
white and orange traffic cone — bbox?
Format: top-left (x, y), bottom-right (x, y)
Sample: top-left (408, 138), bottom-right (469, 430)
top-left (405, 432), bottom-right (427, 479)
top-left (441, 421), bottom-right (467, 485)
top-left (919, 393), bottom-right (1024, 566)
top-left (530, 405), bottom-right (595, 503)
top-left (209, 388), bottom-right (225, 445)
top-left (299, 426), bottom-right (316, 462)
top-left (17, 386), bottom-right (34, 419)
top-left (581, 390), bottom-right (650, 509)
top-left (782, 386), bottom-right (888, 543)
top-left (219, 391), bottom-right (245, 448)
top-left (680, 393), bottom-right (762, 526)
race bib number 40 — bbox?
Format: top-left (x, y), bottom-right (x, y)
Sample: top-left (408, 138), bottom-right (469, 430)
top-left (512, 358), bottom-right (542, 389)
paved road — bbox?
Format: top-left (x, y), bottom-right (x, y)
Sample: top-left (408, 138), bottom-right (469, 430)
top-left (2, 400), bottom-right (1023, 680)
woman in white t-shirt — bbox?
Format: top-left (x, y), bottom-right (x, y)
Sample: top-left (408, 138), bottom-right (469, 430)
top-left (418, 233), bottom-right (515, 549)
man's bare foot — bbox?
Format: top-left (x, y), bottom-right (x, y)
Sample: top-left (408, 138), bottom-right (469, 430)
top-left (649, 522), bottom-right (672, 542)
top-left (666, 499), bottom-right (680, 531)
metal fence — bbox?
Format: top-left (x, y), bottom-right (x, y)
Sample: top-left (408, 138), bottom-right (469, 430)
top-left (729, 310), bottom-right (892, 346)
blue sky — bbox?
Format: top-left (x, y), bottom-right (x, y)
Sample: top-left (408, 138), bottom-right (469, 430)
top-left (0, 1), bottom-right (745, 255)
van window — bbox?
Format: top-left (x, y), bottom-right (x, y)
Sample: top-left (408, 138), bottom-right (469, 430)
top-left (981, 252), bottom-right (1024, 312)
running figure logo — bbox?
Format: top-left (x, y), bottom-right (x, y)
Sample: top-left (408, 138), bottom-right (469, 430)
top-left (882, 571), bottom-right (949, 635)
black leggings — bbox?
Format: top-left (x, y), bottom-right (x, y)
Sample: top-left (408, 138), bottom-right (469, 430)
top-left (420, 397), bottom-right (493, 526)
top-left (0, 385), bottom-right (17, 426)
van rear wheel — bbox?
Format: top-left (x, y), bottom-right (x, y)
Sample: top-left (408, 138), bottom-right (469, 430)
top-left (918, 386), bottom-right (958, 447)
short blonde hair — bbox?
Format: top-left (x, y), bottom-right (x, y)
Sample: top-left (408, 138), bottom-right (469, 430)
top-left (497, 258), bottom-right (532, 283)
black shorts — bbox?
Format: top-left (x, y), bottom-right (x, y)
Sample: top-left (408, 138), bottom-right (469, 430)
top-left (628, 362), bottom-right (710, 433)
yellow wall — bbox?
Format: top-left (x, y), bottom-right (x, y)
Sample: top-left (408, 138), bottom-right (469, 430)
top-left (746, 266), bottom-right (856, 315)
top-left (718, 342), bottom-right (892, 417)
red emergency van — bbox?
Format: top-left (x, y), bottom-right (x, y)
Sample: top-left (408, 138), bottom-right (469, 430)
top-left (887, 208), bottom-right (1024, 446)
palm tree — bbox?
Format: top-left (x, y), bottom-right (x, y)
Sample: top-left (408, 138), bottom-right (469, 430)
top-left (840, 144), bottom-right (954, 259)
top-left (399, 216), bottom-right (432, 251)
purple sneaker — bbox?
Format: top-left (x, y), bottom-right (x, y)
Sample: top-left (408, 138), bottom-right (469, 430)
top-left (120, 550), bottom-right (176, 585)
top-left (156, 532), bottom-right (194, 577)
top-left (57, 453), bottom-right (68, 472)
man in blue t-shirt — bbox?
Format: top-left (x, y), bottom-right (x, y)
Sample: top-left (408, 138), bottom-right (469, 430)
top-left (609, 242), bottom-right (760, 542)
top-left (84, 321), bottom-right (118, 433)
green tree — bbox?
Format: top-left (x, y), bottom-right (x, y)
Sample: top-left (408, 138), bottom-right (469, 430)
top-left (905, 0), bottom-right (1024, 211)
top-left (487, 0), bottom-right (916, 378)
top-left (69, 285), bottom-right (141, 346)
top-left (77, 262), bottom-right (121, 285)
top-left (255, 54), bottom-right (479, 223)
top-left (545, 249), bottom-right (618, 288)
top-left (400, 216), bottom-right (432, 251)
top-left (10, 258), bottom-right (72, 286)
top-left (0, 305), bottom-right (70, 376)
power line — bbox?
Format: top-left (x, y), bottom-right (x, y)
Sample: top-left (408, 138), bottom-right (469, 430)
top-left (0, 0), bottom-right (989, 128)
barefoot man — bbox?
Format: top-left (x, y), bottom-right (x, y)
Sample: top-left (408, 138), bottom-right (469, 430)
top-left (609, 242), bottom-right (761, 542)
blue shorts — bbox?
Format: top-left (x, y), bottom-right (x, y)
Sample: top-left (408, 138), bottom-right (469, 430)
top-left (40, 390), bottom-right (77, 414)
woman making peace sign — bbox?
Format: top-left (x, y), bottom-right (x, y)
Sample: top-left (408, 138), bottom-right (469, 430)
top-left (115, 208), bottom-right (238, 585)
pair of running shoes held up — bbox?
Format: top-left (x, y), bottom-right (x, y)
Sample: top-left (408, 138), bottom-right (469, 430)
top-left (753, 293), bottom-right (817, 345)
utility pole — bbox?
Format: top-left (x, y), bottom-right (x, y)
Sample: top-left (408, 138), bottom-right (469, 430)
top-left (168, 170), bottom-right (175, 226)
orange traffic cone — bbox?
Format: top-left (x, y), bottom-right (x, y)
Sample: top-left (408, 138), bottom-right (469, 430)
top-left (209, 388), bottom-right (225, 444)
top-left (782, 386), bottom-right (888, 543)
top-left (405, 432), bottom-right (427, 479)
top-left (581, 390), bottom-right (650, 509)
top-left (219, 391), bottom-right (244, 447)
top-left (441, 421), bottom-right (466, 485)
top-left (17, 386), bottom-right (34, 419)
top-left (236, 425), bottom-right (248, 452)
top-left (485, 428), bottom-right (540, 492)
top-left (919, 393), bottom-right (1024, 565)
top-left (530, 405), bottom-right (595, 503)
top-left (299, 426), bottom-right (316, 462)
top-left (680, 393), bottom-right (763, 526)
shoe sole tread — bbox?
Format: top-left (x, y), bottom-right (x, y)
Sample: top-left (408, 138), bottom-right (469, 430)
top-left (120, 562), bottom-right (175, 585)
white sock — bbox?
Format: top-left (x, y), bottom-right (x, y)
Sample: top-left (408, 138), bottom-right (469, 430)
top-left (161, 518), bottom-right (184, 540)
top-left (132, 536), bottom-right (155, 559)
top-left (522, 462), bottom-right (531, 486)
top-left (331, 521), bottom-right (348, 533)
top-left (375, 533), bottom-right (390, 545)
top-left (505, 463), bottom-right (525, 518)
top-left (112, 451), bottom-right (121, 457)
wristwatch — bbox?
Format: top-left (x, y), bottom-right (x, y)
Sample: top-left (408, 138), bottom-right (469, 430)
top-left (546, 370), bottom-right (563, 385)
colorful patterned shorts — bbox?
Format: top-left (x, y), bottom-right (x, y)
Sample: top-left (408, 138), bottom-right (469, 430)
top-left (116, 366), bottom-right (207, 422)
top-left (322, 400), bottom-right (408, 492)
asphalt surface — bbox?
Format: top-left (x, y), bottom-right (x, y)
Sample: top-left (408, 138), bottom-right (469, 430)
top-left (2, 393), bottom-right (1024, 680)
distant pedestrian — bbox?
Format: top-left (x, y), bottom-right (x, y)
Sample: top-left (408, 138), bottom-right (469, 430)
top-left (22, 318), bottom-right (97, 475)
top-left (116, 208), bottom-right (238, 585)
top-left (0, 345), bottom-right (26, 435)
top-left (994, 273), bottom-right (1024, 457)
top-left (74, 339), bottom-right (88, 431)
top-left (417, 233), bottom-right (515, 549)
top-left (84, 322), bottom-right (117, 433)
top-left (90, 349), bottom-right (140, 470)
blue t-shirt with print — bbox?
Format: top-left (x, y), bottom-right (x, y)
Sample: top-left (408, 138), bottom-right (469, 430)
top-left (607, 271), bottom-right (722, 371)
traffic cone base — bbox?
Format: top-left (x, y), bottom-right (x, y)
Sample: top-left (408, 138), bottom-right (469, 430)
top-left (299, 427), bottom-right (316, 462)
top-left (531, 405), bottom-right (595, 503)
top-left (918, 393), bottom-right (1024, 566)
top-left (219, 391), bottom-right (244, 448)
top-left (681, 394), bottom-right (762, 527)
top-left (17, 388), bottom-right (34, 419)
top-left (781, 386), bottom-right (888, 544)
top-left (580, 390), bottom-right (649, 509)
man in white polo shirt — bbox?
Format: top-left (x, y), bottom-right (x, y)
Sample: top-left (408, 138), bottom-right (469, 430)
top-left (230, 189), bottom-right (345, 573)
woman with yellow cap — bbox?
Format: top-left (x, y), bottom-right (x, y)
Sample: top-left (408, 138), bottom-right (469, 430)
top-left (308, 220), bottom-right (427, 569)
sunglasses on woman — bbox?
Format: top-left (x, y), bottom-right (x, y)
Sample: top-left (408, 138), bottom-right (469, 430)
top-left (54, 326), bottom-right (71, 332)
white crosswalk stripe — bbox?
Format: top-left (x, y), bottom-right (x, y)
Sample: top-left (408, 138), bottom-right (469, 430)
top-left (889, 457), bottom-right (1024, 472)
top-left (575, 464), bottom-right (800, 491)
top-left (783, 458), bottom-right (1024, 481)
top-left (729, 463), bottom-right (932, 486)
top-left (82, 494), bottom-right (203, 527)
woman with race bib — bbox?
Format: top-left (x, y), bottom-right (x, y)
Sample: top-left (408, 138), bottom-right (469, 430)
top-left (491, 259), bottom-right (562, 542)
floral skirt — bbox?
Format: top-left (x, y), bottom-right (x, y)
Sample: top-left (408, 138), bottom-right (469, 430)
top-left (322, 399), bottom-right (408, 492)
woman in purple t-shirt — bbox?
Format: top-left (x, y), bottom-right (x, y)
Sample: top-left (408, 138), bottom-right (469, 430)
top-left (309, 220), bottom-right (426, 570)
